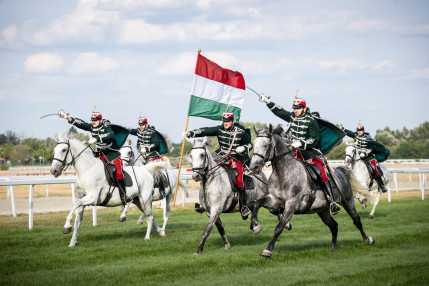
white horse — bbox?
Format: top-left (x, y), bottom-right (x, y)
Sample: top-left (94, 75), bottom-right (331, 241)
top-left (344, 145), bottom-right (390, 218)
top-left (51, 134), bottom-right (164, 247)
top-left (118, 142), bottom-right (189, 230)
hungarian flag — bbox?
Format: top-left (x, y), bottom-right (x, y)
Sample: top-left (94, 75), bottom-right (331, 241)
top-left (188, 53), bottom-right (246, 121)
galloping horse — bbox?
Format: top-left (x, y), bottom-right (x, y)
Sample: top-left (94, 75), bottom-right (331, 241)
top-left (345, 144), bottom-right (391, 218)
top-left (118, 142), bottom-right (189, 235)
top-left (51, 134), bottom-right (163, 247)
top-left (249, 126), bottom-right (374, 257)
top-left (189, 137), bottom-right (269, 255)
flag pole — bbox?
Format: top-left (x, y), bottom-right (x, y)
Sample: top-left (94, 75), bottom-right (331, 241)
top-left (173, 49), bottom-right (201, 206)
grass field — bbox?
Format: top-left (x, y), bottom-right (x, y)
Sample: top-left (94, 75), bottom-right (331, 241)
top-left (1, 198), bottom-right (428, 286)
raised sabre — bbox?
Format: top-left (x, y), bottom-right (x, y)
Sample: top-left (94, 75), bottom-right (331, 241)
top-left (40, 113), bottom-right (60, 119)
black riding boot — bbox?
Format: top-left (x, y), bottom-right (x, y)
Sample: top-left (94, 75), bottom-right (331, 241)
top-left (375, 176), bottom-right (387, 193)
top-left (238, 188), bottom-right (251, 220)
top-left (117, 179), bottom-right (127, 206)
top-left (323, 181), bottom-right (340, 215)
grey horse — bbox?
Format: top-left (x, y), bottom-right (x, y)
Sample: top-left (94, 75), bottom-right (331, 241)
top-left (189, 137), bottom-right (269, 255)
top-left (249, 125), bottom-right (374, 258)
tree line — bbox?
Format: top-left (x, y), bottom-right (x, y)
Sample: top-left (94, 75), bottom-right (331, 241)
top-left (1, 122), bottom-right (428, 168)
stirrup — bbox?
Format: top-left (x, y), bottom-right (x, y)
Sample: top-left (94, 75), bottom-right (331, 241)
top-left (194, 203), bottom-right (205, 214)
top-left (329, 202), bottom-right (340, 216)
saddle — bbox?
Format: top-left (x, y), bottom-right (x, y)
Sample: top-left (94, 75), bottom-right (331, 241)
top-left (225, 167), bottom-right (255, 192)
top-left (103, 162), bottom-right (133, 187)
top-left (303, 162), bottom-right (322, 184)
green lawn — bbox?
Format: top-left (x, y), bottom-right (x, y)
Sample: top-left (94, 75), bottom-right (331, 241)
top-left (1, 198), bottom-right (428, 286)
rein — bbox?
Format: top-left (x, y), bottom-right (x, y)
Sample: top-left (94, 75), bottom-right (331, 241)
top-left (253, 134), bottom-right (291, 164)
top-left (53, 140), bottom-right (91, 171)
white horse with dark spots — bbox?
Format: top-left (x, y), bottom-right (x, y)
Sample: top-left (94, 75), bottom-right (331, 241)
top-left (51, 134), bottom-right (164, 247)
top-left (345, 145), bottom-right (391, 218)
top-left (249, 126), bottom-right (374, 258)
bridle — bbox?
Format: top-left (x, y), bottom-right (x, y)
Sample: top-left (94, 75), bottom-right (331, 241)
top-left (190, 146), bottom-right (210, 178)
top-left (52, 140), bottom-right (90, 171)
top-left (253, 133), bottom-right (291, 164)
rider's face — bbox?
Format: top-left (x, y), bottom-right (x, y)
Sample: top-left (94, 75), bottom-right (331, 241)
top-left (223, 121), bottom-right (233, 129)
top-left (293, 107), bottom-right (304, 117)
top-left (139, 123), bottom-right (147, 130)
top-left (357, 130), bottom-right (364, 136)
top-left (91, 120), bottom-right (101, 128)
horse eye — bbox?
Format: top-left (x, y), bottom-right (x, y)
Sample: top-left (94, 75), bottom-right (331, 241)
top-left (62, 148), bottom-right (66, 152)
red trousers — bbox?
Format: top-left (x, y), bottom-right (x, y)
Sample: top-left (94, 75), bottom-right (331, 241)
top-left (369, 159), bottom-right (382, 178)
top-left (293, 150), bottom-right (328, 183)
top-left (100, 154), bottom-right (124, 180)
top-left (225, 159), bottom-right (245, 190)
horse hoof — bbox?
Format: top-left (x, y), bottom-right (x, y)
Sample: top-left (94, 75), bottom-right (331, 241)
top-left (366, 236), bottom-right (375, 245)
top-left (63, 227), bottom-right (72, 234)
top-left (119, 217), bottom-right (127, 223)
top-left (260, 249), bottom-right (272, 258)
top-left (137, 220), bottom-right (144, 225)
top-left (252, 224), bottom-right (263, 234)
top-left (369, 214), bottom-right (374, 219)
top-left (159, 230), bottom-right (166, 237)
top-left (144, 237), bottom-right (150, 241)
top-left (285, 222), bottom-right (292, 231)
top-left (193, 252), bottom-right (202, 256)
top-left (224, 243), bottom-right (231, 250)
top-left (68, 243), bottom-right (77, 248)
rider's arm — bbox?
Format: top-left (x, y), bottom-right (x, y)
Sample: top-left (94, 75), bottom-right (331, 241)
top-left (128, 128), bottom-right (138, 136)
top-left (266, 101), bottom-right (292, 122)
top-left (344, 128), bottom-right (356, 138)
top-left (191, 126), bottom-right (219, 137)
top-left (68, 117), bottom-right (92, 132)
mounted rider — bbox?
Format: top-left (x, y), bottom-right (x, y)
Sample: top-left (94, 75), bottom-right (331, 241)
top-left (344, 123), bottom-right (390, 192)
top-left (129, 116), bottom-right (169, 163)
top-left (186, 112), bottom-right (253, 219)
top-left (58, 111), bottom-right (129, 204)
top-left (259, 95), bottom-right (342, 214)
top-left (129, 116), bottom-right (170, 198)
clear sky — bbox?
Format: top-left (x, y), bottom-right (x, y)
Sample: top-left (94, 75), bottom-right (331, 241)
top-left (0, 0), bottom-right (428, 141)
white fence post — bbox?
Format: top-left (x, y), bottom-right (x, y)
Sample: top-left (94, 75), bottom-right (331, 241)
top-left (28, 184), bottom-right (34, 231)
top-left (92, 206), bottom-right (97, 226)
top-left (387, 187), bottom-right (392, 203)
top-left (9, 185), bottom-right (16, 217)
top-left (393, 173), bottom-right (399, 192)
top-left (420, 174), bottom-right (425, 201)
top-left (71, 183), bottom-right (76, 203)
top-left (45, 185), bottom-right (49, 197)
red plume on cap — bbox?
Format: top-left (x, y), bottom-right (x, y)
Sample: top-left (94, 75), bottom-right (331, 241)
top-left (138, 116), bottom-right (148, 125)
top-left (292, 98), bottom-right (307, 109)
top-left (91, 112), bottom-right (102, 121)
top-left (222, 112), bottom-right (234, 122)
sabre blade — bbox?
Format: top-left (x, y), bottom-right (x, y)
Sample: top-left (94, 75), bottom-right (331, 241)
top-left (40, 113), bottom-right (59, 119)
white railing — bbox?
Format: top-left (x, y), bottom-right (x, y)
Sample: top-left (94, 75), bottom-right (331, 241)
top-left (1, 167), bottom-right (427, 230)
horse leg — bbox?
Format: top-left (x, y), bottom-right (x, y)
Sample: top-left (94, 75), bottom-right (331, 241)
top-left (63, 208), bottom-right (74, 234)
top-left (119, 202), bottom-right (132, 222)
top-left (343, 199), bottom-right (374, 245)
top-left (215, 216), bottom-right (231, 250)
top-left (160, 194), bottom-right (171, 237)
top-left (317, 210), bottom-right (338, 249)
top-left (277, 214), bottom-right (292, 231)
top-left (368, 191), bottom-right (380, 219)
top-left (250, 202), bottom-right (263, 234)
top-left (261, 200), bottom-right (296, 258)
top-left (69, 205), bottom-right (85, 247)
top-left (196, 210), bottom-right (220, 255)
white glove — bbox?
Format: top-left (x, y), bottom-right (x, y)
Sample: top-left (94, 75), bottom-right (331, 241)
top-left (291, 140), bottom-right (302, 148)
top-left (58, 111), bottom-right (70, 120)
top-left (359, 152), bottom-right (366, 158)
top-left (236, 146), bottom-right (246, 154)
top-left (88, 137), bottom-right (97, 144)
top-left (259, 94), bottom-right (271, 104)
top-left (140, 146), bottom-right (147, 154)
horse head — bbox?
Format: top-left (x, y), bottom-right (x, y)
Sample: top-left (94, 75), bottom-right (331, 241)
top-left (344, 145), bottom-right (356, 169)
top-left (250, 124), bottom-right (275, 172)
top-left (50, 133), bottom-right (73, 177)
top-left (189, 137), bottom-right (210, 182)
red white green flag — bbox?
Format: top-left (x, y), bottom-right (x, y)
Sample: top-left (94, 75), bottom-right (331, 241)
top-left (188, 53), bottom-right (246, 121)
